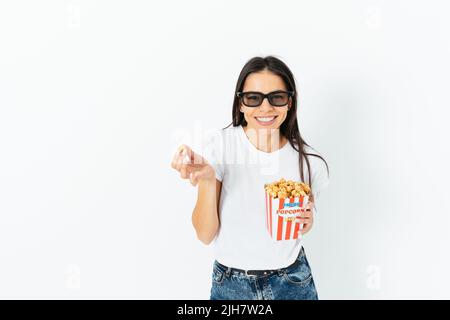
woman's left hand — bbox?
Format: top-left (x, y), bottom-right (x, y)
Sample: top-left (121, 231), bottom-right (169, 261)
top-left (297, 200), bottom-right (314, 235)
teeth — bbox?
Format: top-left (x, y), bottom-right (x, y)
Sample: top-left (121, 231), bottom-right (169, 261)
top-left (256, 116), bottom-right (276, 122)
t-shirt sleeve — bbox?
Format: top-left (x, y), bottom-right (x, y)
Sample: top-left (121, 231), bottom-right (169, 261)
top-left (311, 156), bottom-right (330, 202)
top-left (200, 130), bottom-right (225, 182)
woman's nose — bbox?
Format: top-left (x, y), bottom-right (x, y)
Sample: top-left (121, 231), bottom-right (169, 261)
top-left (259, 98), bottom-right (274, 111)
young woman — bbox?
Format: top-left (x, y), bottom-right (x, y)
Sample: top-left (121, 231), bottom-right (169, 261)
top-left (171, 56), bottom-right (330, 300)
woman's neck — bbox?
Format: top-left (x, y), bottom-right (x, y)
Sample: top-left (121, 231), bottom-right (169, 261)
top-left (243, 125), bottom-right (287, 153)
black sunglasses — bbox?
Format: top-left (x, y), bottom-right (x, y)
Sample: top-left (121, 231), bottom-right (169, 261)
top-left (236, 90), bottom-right (294, 107)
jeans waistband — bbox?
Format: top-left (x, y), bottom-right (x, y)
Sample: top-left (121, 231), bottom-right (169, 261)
top-left (215, 246), bottom-right (305, 277)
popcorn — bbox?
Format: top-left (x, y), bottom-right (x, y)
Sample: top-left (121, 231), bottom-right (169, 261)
top-left (264, 178), bottom-right (311, 199)
top-left (181, 152), bottom-right (191, 164)
top-left (264, 178), bottom-right (311, 241)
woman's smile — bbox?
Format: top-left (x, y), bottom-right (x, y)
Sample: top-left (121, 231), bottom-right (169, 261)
top-left (254, 115), bottom-right (278, 126)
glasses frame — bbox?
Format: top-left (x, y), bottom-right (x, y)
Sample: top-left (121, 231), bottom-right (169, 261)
top-left (236, 90), bottom-right (295, 107)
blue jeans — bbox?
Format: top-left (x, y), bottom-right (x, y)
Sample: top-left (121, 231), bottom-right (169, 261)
top-left (210, 247), bottom-right (318, 300)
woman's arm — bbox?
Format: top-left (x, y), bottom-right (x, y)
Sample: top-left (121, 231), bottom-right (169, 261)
top-left (192, 178), bottom-right (222, 245)
top-left (171, 144), bottom-right (222, 245)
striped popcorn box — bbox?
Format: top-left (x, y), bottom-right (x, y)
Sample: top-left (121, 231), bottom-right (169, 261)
top-left (265, 193), bottom-right (309, 241)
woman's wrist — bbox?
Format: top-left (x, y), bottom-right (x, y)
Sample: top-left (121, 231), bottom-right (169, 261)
top-left (196, 164), bottom-right (216, 185)
top-left (198, 177), bottom-right (216, 187)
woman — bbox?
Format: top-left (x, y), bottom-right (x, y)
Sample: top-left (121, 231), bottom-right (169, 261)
top-left (171, 56), bottom-right (330, 300)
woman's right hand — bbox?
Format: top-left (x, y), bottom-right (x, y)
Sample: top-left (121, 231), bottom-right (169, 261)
top-left (171, 144), bottom-right (216, 186)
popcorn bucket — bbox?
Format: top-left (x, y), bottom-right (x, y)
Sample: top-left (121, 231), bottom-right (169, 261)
top-left (265, 193), bottom-right (309, 241)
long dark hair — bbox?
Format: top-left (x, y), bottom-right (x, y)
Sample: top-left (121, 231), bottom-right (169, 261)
top-left (223, 56), bottom-right (329, 198)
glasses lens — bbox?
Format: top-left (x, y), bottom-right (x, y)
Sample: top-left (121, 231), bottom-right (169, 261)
top-left (243, 93), bottom-right (263, 107)
top-left (269, 92), bottom-right (289, 106)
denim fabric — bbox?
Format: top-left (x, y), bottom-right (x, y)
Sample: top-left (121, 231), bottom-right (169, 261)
top-left (210, 247), bottom-right (318, 300)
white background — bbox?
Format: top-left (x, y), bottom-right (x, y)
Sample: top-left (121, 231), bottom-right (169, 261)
top-left (1, 0), bottom-right (450, 299)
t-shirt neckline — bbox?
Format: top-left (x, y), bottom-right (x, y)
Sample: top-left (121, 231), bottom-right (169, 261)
top-left (238, 124), bottom-right (289, 156)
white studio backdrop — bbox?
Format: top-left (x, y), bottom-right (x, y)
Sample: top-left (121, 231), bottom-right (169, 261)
top-left (1, 0), bottom-right (450, 299)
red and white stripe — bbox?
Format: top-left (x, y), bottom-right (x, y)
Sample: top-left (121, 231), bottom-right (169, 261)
top-left (266, 193), bottom-right (309, 241)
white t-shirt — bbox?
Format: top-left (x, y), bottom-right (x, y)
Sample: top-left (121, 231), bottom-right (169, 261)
top-left (200, 124), bottom-right (330, 270)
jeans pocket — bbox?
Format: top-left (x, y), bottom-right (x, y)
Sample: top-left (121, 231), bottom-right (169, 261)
top-left (282, 259), bottom-right (313, 286)
top-left (212, 263), bottom-right (225, 285)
